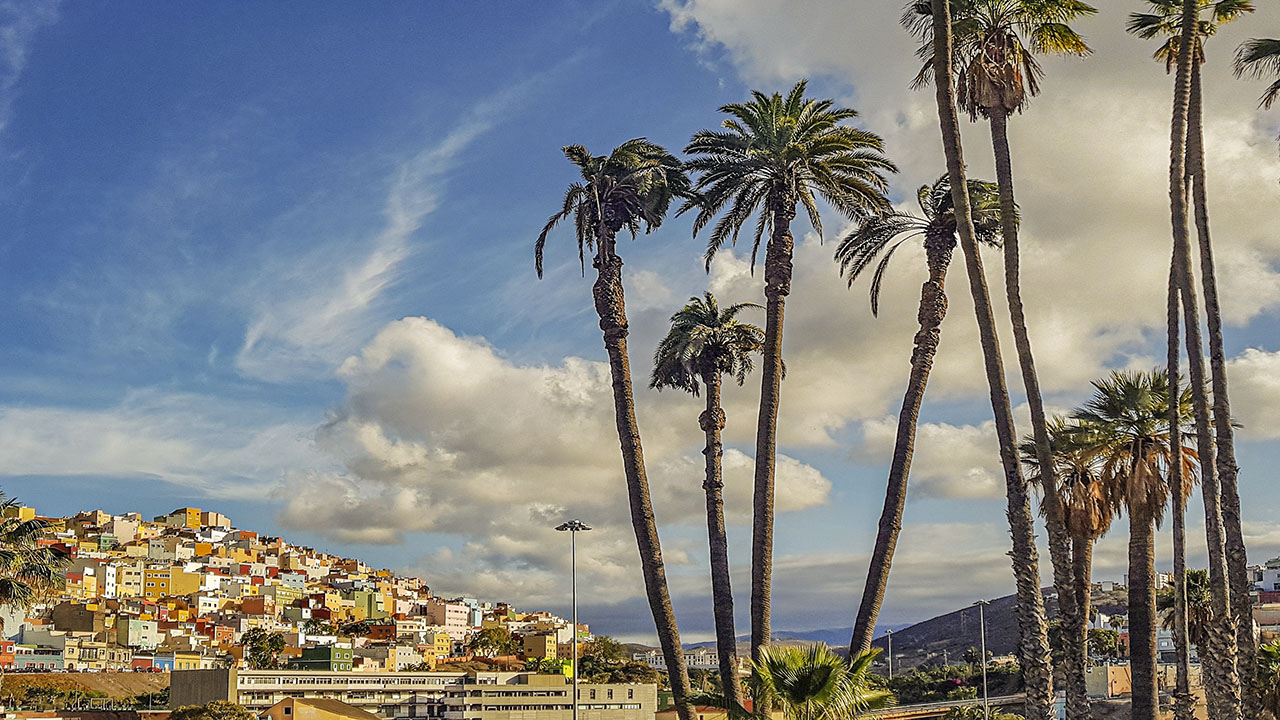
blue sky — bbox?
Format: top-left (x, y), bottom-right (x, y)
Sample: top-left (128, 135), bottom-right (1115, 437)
top-left (2, 0), bottom-right (1280, 643)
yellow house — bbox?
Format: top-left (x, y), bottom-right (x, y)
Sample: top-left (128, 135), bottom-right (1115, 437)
top-left (173, 650), bottom-right (203, 670)
top-left (423, 631), bottom-right (452, 660)
top-left (169, 566), bottom-right (203, 596)
top-left (143, 568), bottom-right (171, 600)
top-left (522, 633), bottom-right (557, 660)
top-left (2, 505), bottom-right (35, 522)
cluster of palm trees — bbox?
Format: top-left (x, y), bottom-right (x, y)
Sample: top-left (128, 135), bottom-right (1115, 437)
top-left (533, 1), bottom-right (1280, 719)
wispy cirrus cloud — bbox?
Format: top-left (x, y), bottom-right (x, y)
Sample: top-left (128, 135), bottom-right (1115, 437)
top-left (234, 81), bottom-right (545, 383)
top-left (0, 0), bottom-right (59, 143)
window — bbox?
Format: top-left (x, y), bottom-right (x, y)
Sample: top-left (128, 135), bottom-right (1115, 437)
top-left (283, 709), bottom-right (292, 716)
top-left (627, 690), bottom-right (633, 700)
top-left (589, 690), bottom-right (596, 700)
top-left (607, 690), bottom-right (613, 700)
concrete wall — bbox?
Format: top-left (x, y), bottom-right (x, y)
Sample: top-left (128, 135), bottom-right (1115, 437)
top-left (169, 668), bottom-right (237, 709)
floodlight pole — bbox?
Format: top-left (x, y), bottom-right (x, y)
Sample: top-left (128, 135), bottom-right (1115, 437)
top-left (556, 520), bottom-right (591, 720)
top-left (977, 600), bottom-right (990, 720)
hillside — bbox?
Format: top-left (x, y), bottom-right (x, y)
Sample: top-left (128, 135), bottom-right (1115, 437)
top-left (869, 586), bottom-right (1127, 669)
top-left (1, 672), bottom-right (169, 701)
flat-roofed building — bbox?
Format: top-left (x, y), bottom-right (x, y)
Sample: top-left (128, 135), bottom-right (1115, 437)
top-left (171, 669), bottom-right (656, 720)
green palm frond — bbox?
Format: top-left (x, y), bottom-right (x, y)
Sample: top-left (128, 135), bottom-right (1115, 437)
top-left (903, 0), bottom-right (1097, 117)
top-left (651, 292), bottom-right (764, 395)
top-left (682, 80), bottom-right (896, 272)
top-left (1127, 0), bottom-right (1253, 72)
top-left (535, 139), bottom-right (691, 278)
top-left (835, 175), bottom-right (1002, 315)
top-left (747, 645), bottom-right (894, 720)
top-left (1235, 38), bottom-right (1280, 109)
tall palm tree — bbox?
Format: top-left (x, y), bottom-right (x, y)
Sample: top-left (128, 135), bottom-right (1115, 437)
top-left (1130, 6), bottom-right (1258, 709)
top-left (682, 80), bottom-right (895, 662)
top-left (651, 292), bottom-right (764, 709)
top-left (534, 139), bottom-right (697, 720)
top-left (1167, 264), bottom-right (1195, 720)
top-left (1153, 1), bottom-right (1245, 717)
top-left (1023, 420), bottom-right (1119, 720)
top-left (750, 644), bottom-right (893, 720)
top-left (835, 174), bottom-right (1003, 656)
top-left (917, 2), bottom-right (1054, 716)
top-left (1072, 370), bottom-right (1196, 720)
top-left (909, 3), bottom-right (1098, 715)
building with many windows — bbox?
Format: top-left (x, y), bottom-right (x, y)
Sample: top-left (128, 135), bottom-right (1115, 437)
top-left (171, 669), bottom-right (656, 720)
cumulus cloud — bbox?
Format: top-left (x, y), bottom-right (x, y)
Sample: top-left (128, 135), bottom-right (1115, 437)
top-left (275, 317), bottom-right (832, 607)
top-left (1225, 348), bottom-right (1280, 440)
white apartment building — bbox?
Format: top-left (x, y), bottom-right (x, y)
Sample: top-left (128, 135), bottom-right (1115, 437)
top-left (424, 600), bottom-right (470, 642)
top-left (172, 669), bottom-right (656, 720)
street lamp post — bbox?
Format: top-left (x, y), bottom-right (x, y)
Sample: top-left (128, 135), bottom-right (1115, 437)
top-left (886, 629), bottom-right (894, 679)
top-left (556, 520), bottom-right (591, 720)
top-left (976, 600), bottom-right (990, 720)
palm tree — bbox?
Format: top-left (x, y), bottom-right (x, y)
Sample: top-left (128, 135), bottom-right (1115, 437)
top-left (1023, 420), bottom-right (1119, 719)
top-left (0, 496), bottom-right (68, 698)
top-left (1236, 37), bottom-right (1280, 116)
top-left (1145, 1), bottom-right (1245, 717)
top-left (534, 138), bottom-right (697, 720)
top-left (1159, 569), bottom-right (1213, 653)
top-left (651, 292), bottom-right (764, 709)
top-left (1071, 370), bottom-right (1196, 720)
top-left (909, 3), bottom-right (1098, 715)
top-left (749, 644), bottom-right (893, 720)
top-left (1130, 7), bottom-right (1258, 710)
top-left (682, 80), bottom-right (895, 662)
top-left (916, 2), bottom-right (1054, 716)
top-left (836, 174), bottom-right (1003, 656)
top-left (1257, 640), bottom-right (1280, 720)
top-left (1167, 263), bottom-right (1195, 720)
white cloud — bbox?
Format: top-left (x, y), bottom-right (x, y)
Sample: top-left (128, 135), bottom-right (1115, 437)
top-left (0, 389), bottom-right (324, 497)
top-left (1225, 348), bottom-right (1280, 440)
top-left (275, 316), bottom-right (832, 608)
top-left (0, 0), bottom-right (59, 141)
top-left (234, 84), bottom-right (536, 382)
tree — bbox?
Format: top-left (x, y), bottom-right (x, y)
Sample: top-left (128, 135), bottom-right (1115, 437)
top-left (1024, 418), bottom-right (1119, 709)
top-left (836, 174), bottom-right (1003, 656)
top-left (651, 291), bottom-right (762, 709)
top-left (1071, 370), bottom-right (1196, 720)
top-left (0, 494), bottom-right (67, 615)
top-left (682, 80), bottom-right (895, 661)
top-left (302, 618), bottom-right (336, 636)
top-left (170, 702), bottom-right (255, 720)
top-left (1158, 569), bottom-right (1213, 651)
top-left (239, 628), bottom-right (286, 670)
top-left (911, 1), bottom-right (1099, 716)
top-left (1257, 640), bottom-right (1280, 719)
top-left (917, 2), bottom-right (1054, 716)
top-left (535, 138), bottom-right (695, 720)
top-left (749, 645), bottom-right (893, 720)
top-left (583, 635), bottom-right (627, 664)
top-left (1128, 8), bottom-right (1257, 712)
top-left (469, 627), bottom-right (516, 657)
top-left (1087, 629), bottom-right (1120, 659)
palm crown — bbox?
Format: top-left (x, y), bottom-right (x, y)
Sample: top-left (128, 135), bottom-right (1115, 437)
top-left (1069, 370), bottom-right (1195, 524)
top-left (1235, 38), bottom-right (1280, 109)
top-left (1127, 0), bottom-right (1254, 71)
top-left (680, 80), bottom-right (895, 269)
top-left (1021, 419), bottom-right (1120, 540)
top-left (0, 494), bottom-right (67, 613)
top-left (835, 175), bottom-right (1003, 315)
top-left (749, 644), bottom-right (894, 720)
top-left (905, 0), bottom-right (1097, 118)
top-left (535, 139), bottom-right (691, 278)
top-left (651, 292), bottom-right (764, 396)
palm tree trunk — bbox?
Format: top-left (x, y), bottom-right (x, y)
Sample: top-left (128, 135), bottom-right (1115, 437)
top-left (1169, 260), bottom-right (1195, 720)
top-left (1069, 536), bottom-right (1093, 720)
top-left (1130, 510), bottom-right (1159, 720)
top-left (850, 226), bottom-right (955, 656)
top-left (700, 372), bottom-right (744, 710)
top-left (751, 195), bottom-right (796, 662)
top-left (1167, 5), bottom-right (1240, 718)
top-left (591, 243), bottom-right (694, 720)
top-left (928, 5), bottom-right (1053, 718)
top-left (988, 106), bottom-right (1084, 720)
top-left (1187, 62), bottom-right (1257, 712)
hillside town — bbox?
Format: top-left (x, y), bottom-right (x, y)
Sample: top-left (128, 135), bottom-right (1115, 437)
top-left (1, 504), bottom-right (591, 676)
